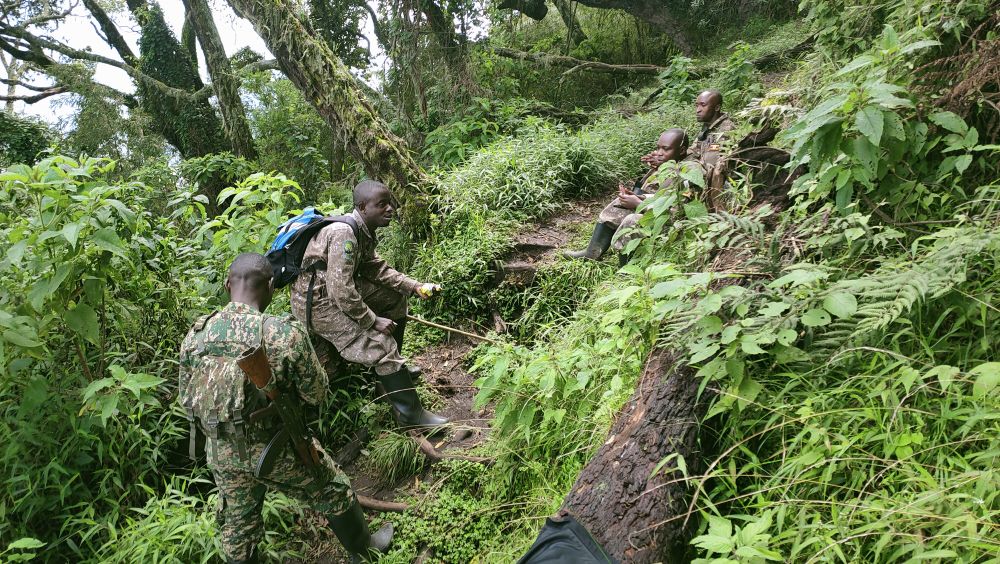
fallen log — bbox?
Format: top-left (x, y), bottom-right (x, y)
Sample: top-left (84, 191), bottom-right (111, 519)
top-left (559, 348), bottom-right (712, 563)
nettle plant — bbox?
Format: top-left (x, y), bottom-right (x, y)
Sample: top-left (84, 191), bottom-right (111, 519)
top-left (784, 25), bottom-right (990, 220)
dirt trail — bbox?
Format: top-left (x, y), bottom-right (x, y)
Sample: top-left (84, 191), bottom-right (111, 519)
top-left (297, 196), bottom-right (608, 562)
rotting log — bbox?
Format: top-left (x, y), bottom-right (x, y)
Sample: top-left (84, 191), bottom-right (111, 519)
top-left (560, 347), bottom-right (711, 563)
top-left (223, 0), bottom-right (433, 234)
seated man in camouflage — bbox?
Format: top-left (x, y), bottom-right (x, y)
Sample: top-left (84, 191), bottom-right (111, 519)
top-left (565, 89), bottom-right (736, 262)
top-left (179, 253), bottom-right (393, 563)
top-left (291, 180), bottom-right (448, 430)
top-left (564, 128), bottom-right (689, 260)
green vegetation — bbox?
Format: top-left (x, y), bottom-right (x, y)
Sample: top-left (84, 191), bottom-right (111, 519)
top-left (1, 0), bottom-right (998, 561)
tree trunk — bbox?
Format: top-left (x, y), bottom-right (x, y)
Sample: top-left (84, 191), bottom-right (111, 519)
top-left (224, 0), bottom-right (432, 233)
top-left (561, 347), bottom-right (710, 562)
top-left (182, 0), bottom-right (259, 160)
top-left (553, 0), bottom-right (587, 49)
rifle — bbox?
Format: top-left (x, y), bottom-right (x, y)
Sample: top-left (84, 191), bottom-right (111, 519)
top-left (237, 344), bottom-right (324, 480)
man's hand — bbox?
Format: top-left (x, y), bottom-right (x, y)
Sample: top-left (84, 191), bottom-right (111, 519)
top-left (618, 184), bottom-right (643, 210)
top-left (640, 152), bottom-right (666, 170)
top-left (618, 192), bottom-right (643, 210)
top-left (415, 283), bottom-right (442, 300)
top-left (373, 317), bottom-right (397, 335)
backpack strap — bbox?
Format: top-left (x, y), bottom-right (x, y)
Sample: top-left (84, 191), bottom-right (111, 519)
top-left (186, 408), bottom-right (198, 461)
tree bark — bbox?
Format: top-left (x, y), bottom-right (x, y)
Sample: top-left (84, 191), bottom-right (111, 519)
top-left (553, 0), bottom-right (587, 49)
top-left (561, 347), bottom-right (710, 563)
top-left (181, 0), bottom-right (259, 160)
top-left (224, 0), bottom-right (432, 232)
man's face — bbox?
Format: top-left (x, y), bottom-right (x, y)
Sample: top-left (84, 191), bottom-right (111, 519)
top-left (695, 92), bottom-right (722, 124)
top-left (650, 132), bottom-right (686, 165)
top-left (358, 187), bottom-right (395, 229)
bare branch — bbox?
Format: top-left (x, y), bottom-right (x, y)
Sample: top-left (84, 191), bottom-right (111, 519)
top-left (0, 77), bottom-right (58, 91)
top-left (0, 24), bottom-right (210, 101)
top-left (0, 84), bottom-right (67, 103)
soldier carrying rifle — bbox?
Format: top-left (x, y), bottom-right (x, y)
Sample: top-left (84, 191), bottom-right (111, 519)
top-left (178, 253), bottom-right (392, 563)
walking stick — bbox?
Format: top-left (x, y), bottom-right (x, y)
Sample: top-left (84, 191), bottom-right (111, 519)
top-left (405, 314), bottom-right (503, 346)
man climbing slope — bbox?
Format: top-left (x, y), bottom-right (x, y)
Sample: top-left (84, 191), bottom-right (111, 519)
top-left (291, 180), bottom-right (448, 429)
top-left (178, 253), bottom-right (393, 563)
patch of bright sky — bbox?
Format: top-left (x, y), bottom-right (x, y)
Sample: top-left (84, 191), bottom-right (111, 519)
top-left (9, 0), bottom-right (385, 126)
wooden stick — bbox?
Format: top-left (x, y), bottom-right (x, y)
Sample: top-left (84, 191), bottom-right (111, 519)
top-left (409, 431), bottom-right (494, 465)
top-left (405, 314), bottom-right (503, 345)
top-left (357, 494), bottom-right (408, 513)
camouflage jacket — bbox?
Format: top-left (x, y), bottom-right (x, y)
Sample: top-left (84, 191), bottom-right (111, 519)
top-left (178, 301), bottom-right (327, 432)
top-left (689, 113), bottom-right (737, 169)
top-left (293, 209), bottom-right (420, 330)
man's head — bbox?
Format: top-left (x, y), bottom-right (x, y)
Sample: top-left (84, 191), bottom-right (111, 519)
top-left (650, 128), bottom-right (690, 166)
top-left (353, 180), bottom-right (395, 230)
top-left (225, 253), bottom-right (274, 312)
top-left (695, 90), bottom-right (724, 124)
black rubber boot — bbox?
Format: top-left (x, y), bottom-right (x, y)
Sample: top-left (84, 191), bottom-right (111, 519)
top-left (327, 498), bottom-right (393, 563)
top-left (379, 368), bottom-right (449, 429)
top-left (619, 251), bottom-right (631, 268)
top-left (563, 222), bottom-right (615, 260)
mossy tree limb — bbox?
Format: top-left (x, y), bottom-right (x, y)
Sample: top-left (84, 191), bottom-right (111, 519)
top-left (224, 0), bottom-right (432, 232)
top-left (181, 0), bottom-right (258, 160)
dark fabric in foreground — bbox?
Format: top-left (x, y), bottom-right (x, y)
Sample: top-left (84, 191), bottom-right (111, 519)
top-left (517, 514), bottom-right (617, 564)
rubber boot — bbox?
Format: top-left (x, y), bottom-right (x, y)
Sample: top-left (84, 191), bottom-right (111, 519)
top-left (619, 251), bottom-right (631, 268)
top-left (379, 368), bottom-right (449, 429)
top-left (563, 222), bottom-right (615, 260)
top-left (327, 498), bottom-right (393, 563)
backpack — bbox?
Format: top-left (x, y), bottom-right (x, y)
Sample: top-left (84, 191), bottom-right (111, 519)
top-left (266, 207), bottom-right (359, 289)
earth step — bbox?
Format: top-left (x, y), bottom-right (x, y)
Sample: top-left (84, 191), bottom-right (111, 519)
top-left (496, 260), bottom-right (538, 285)
top-left (514, 240), bottom-right (557, 254)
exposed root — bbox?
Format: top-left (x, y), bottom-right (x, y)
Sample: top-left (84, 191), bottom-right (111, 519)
top-left (358, 494), bottom-right (408, 513)
top-left (409, 431), bottom-right (494, 465)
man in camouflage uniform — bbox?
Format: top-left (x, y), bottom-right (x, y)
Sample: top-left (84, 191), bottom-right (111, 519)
top-left (565, 89), bottom-right (737, 262)
top-left (689, 89), bottom-right (736, 175)
top-left (564, 128), bottom-right (690, 261)
top-left (179, 253), bottom-right (393, 563)
top-left (290, 180), bottom-right (448, 429)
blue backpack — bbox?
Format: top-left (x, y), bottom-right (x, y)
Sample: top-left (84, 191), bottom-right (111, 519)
top-left (266, 207), bottom-right (358, 289)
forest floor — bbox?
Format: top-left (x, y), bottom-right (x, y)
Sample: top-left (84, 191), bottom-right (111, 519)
top-left (296, 195), bottom-right (607, 562)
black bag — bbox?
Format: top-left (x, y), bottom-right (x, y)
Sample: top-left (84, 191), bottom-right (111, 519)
top-left (517, 515), bottom-right (617, 564)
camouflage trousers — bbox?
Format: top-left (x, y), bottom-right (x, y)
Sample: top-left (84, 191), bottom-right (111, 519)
top-left (611, 212), bottom-right (643, 252)
top-left (597, 198), bottom-right (635, 227)
top-left (208, 437), bottom-right (354, 562)
top-left (296, 278), bottom-right (408, 376)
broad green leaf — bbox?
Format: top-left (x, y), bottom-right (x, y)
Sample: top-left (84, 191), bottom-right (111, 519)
top-left (925, 365), bottom-right (958, 392)
top-left (899, 39), bottom-right (941, 54)
top-left (822, 292), bottom-right (858, 319)
top-left (759, 301), bottom-right (790, 317)
top-left (65, 303), bottom-right (100, 344)
top-left (929, 111), bottom-right (967, 134)
top-left (835, 55), bottom-right (874, 76)
top-left (3, 329), bottom-right (42, 348)
top-left (777, 329), bottom-right (798, 346)
top-left (740, 337), bottom-right (767, 355)
top-left (855, 106), bottom-right (884, 146)
top-left (800, 309), bottom-right (831, 327)
top-left (60, 222), bottom-right (85, 248)
top-left (91, 228), bottom-right (128, 258)
top-left (689, 342), bottom-right (720, 364)
top-left (82, 377), bottom-right (115, 402)
top-left (698, 293), bottom-right (723, 314)
top-left (121, 373), bottom-right (165, 398)
top-left (970, 362), bottom-right (1000, 399)
top-left (954, 154), bottom-right (972, 174)
top-left (7, 538), bottom-right (45, 550)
